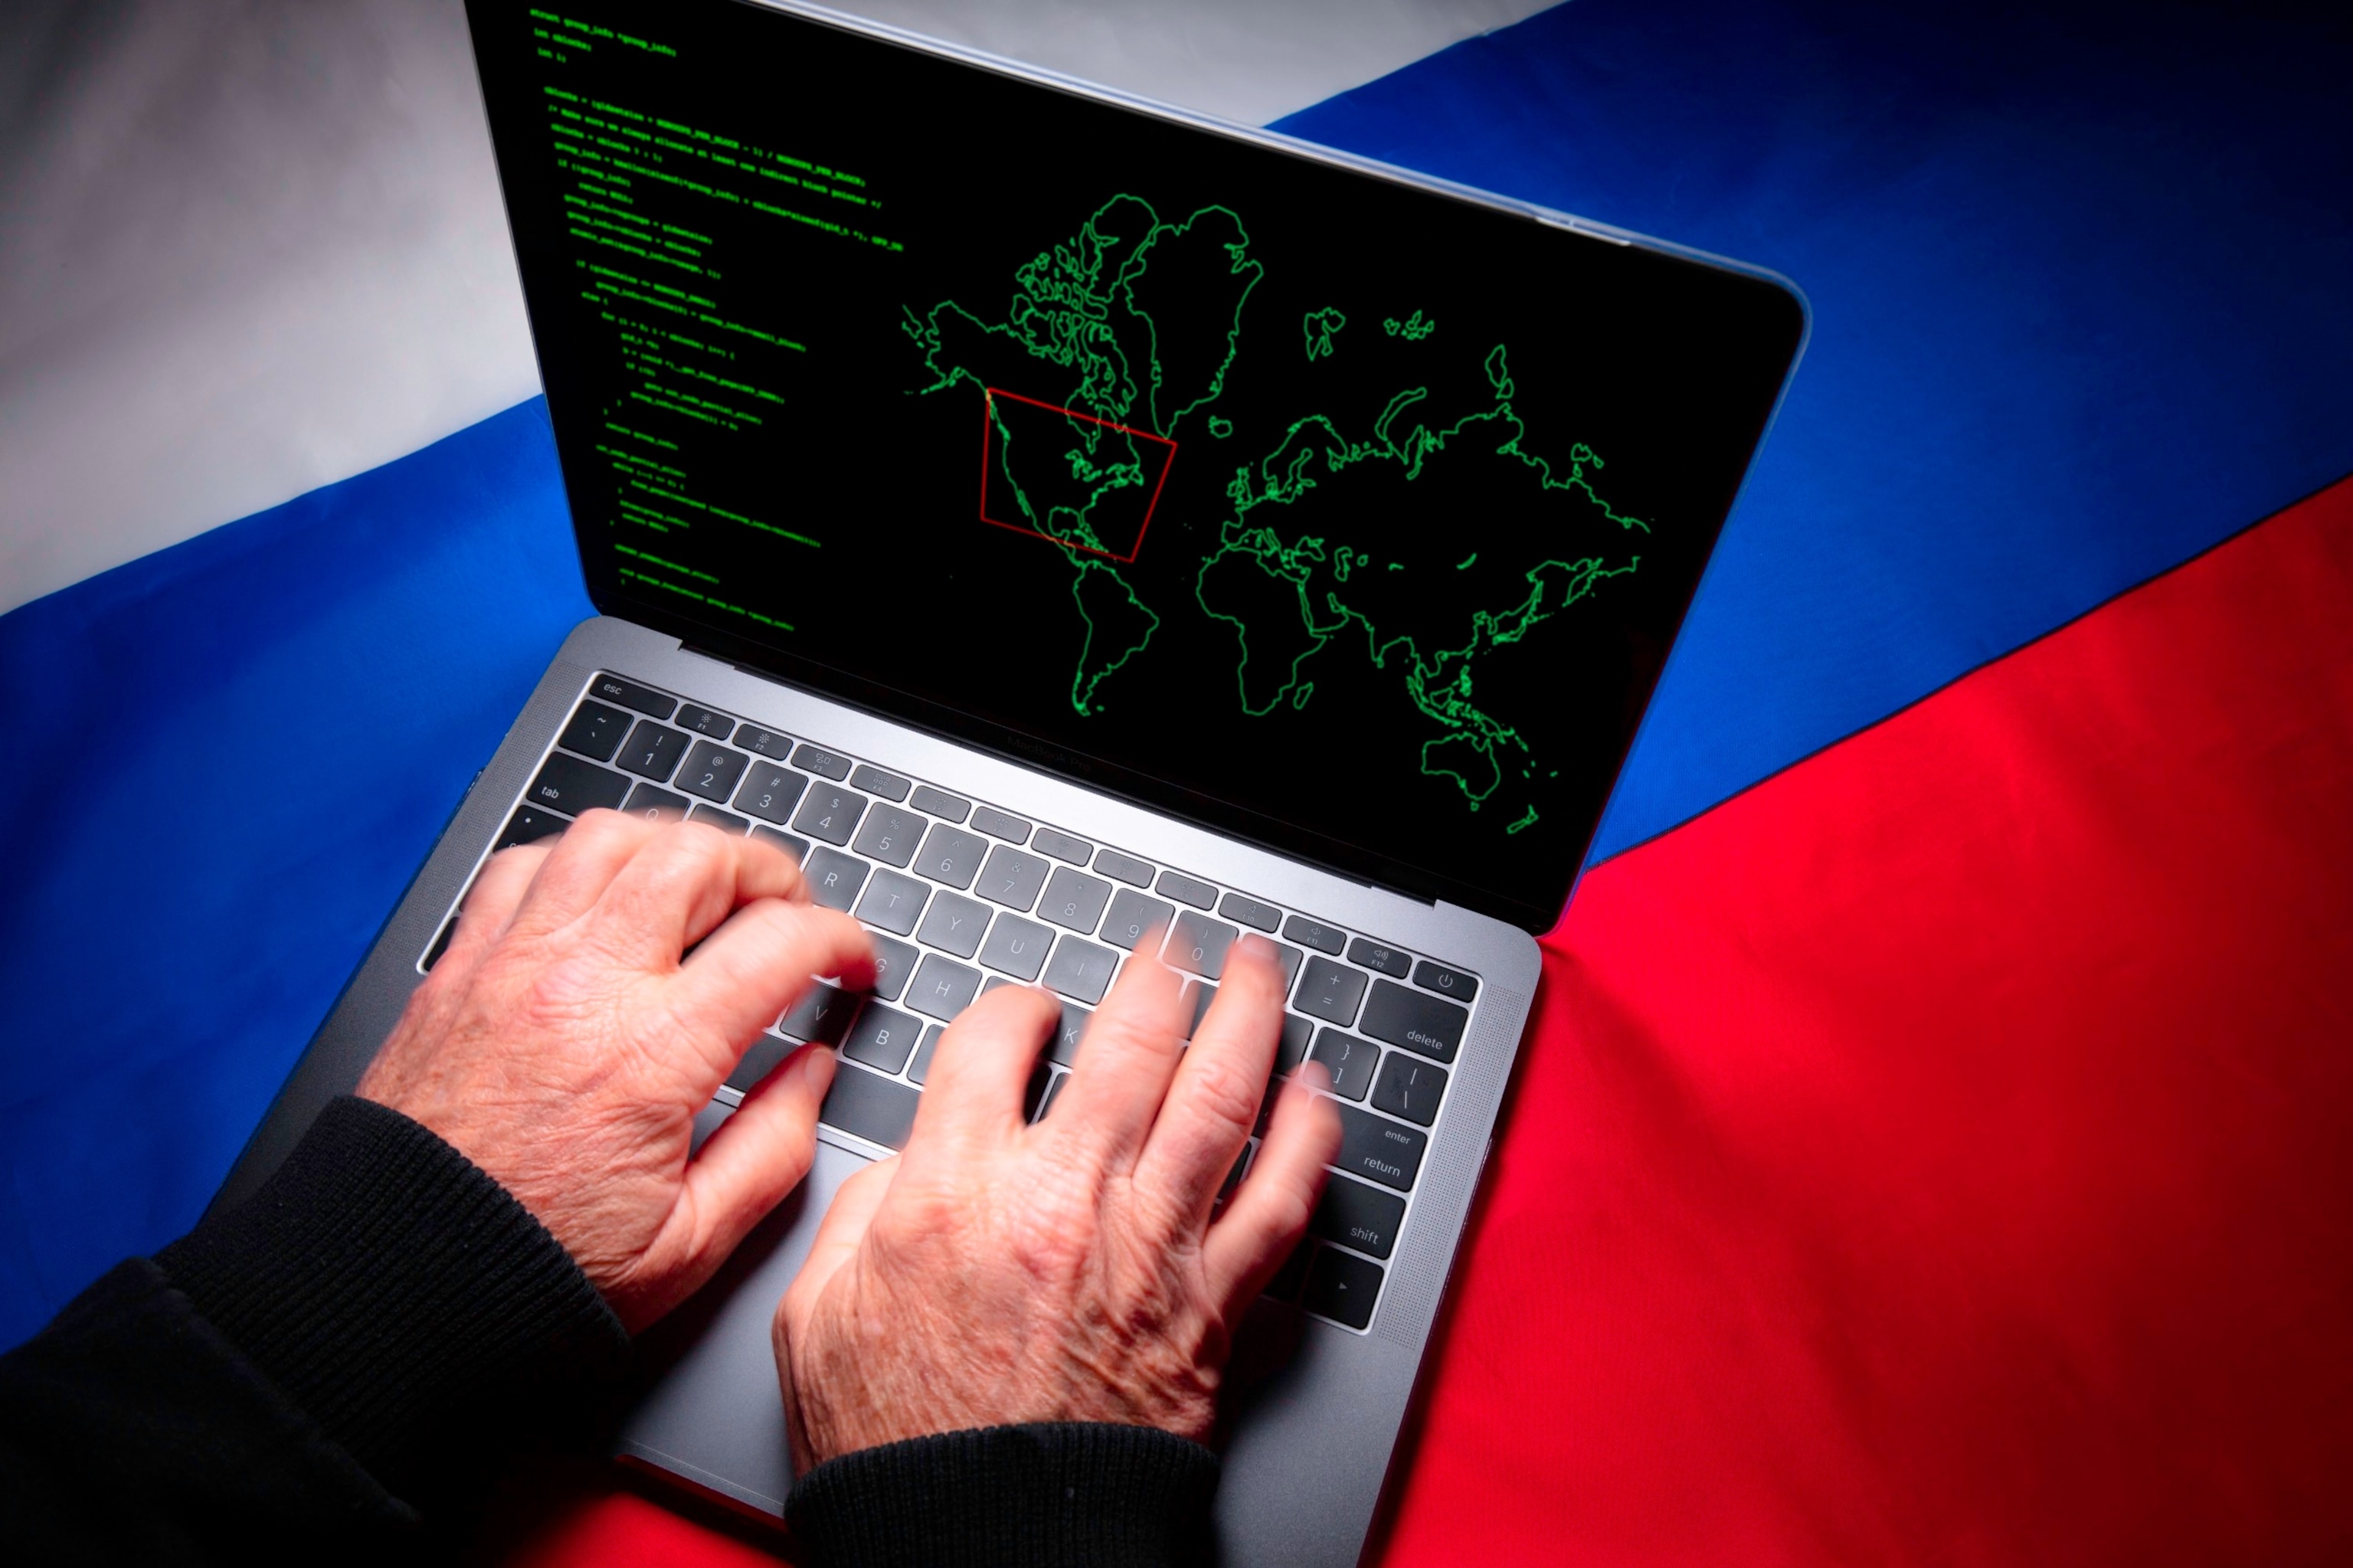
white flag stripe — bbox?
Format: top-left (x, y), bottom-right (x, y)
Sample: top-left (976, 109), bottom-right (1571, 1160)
top-left (0, 0), bottom-right (1555, 617)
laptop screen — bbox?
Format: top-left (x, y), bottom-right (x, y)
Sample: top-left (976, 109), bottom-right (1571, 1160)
top-left (468, 0), bottom-right (1804, 931)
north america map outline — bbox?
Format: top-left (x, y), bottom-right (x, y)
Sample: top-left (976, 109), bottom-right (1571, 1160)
top-left (901, 193), bottom-right (1648, 829)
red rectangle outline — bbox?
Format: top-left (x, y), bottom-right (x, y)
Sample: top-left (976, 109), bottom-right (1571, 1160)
top-left (978, 386), bottom-right (1178, 565)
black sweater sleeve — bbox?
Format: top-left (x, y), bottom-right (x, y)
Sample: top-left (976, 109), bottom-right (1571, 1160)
top-left (0, 1095), bottom-right (1223, 1565)
top-left (787, 1422), bottom-right (1222, 1567)
top-left (0, 1095), bottom-right (628, 1563)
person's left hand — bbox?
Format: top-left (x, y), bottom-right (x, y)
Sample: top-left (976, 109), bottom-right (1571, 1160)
top-left (358, 811), bottom-right (874, 1331)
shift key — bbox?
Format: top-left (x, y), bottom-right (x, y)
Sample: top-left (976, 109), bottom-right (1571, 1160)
top-left (1330, 1101), bottom-right (1428, 1192)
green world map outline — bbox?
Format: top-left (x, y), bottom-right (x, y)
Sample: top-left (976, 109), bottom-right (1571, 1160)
top-left (901, 194), bottom-right (1649, 829)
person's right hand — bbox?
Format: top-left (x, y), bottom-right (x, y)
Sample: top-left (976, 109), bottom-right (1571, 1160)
top-left (773, 935), bottom-right (1340, 1468)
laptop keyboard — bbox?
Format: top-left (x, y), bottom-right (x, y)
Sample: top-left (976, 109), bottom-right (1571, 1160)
top-left (429, 672), bottom-right (1479, 1334)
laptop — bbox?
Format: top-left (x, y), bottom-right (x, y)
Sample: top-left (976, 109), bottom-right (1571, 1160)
top-left (214, 2), bottom-right (1805, 1560)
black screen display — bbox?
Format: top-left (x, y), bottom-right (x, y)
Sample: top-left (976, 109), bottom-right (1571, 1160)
top-left (470, 0), bottom-right (1804, 930)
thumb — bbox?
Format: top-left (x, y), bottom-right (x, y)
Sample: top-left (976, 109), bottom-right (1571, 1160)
top-left (779, 1153), bottom-right (896, 1344)
top-left (676, 1042), bottom-right (837, 1272)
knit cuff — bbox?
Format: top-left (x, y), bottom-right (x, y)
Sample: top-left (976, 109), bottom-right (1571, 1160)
top-left (787, 1422), bottom-right (1221, 1568)
top-left (158, 1095), bottom-right (628, 1485)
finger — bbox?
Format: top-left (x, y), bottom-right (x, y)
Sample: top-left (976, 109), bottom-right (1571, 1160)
top-left (1133, 934), bottom-right (1288, 1222)
top-left (592, 821), bottom-right (808, 967)
top-left (1045, 935), bottom-right (1190, 1172)
top-left (671, 1042), bottom-right (838, 1287)
top-left (902, 983), bottom-right (1059, 1157)
top-left (1203, 1066), bottom-right (1340, 1312)
top-left (434, 840), bottom-right (551, 977)
top-left (498, 808), bottom-right (663, 941)
top-left (670, 903), bottom-right (878, 1082)
top-left (779, 1151), bottom-right (897, 1344)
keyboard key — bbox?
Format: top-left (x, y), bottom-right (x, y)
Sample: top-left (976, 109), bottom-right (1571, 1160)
top-left (906, 954), bottom-right (983, 1022)
top-left (1023, 1061), bottom-right (1056, 1122)
top-left (971, 805), bottom-right (1030, 842)
top-left (617, 720), bottom-right (689, 781)
top-left (1049, 1001), bottom-right (1090, 1067)
top-left (791, 744), bottom-right (853, 781)
top-left (1282, 915), bottom-right (1347, 956)
top-left (852, 802), bottom-right (925, 868)
top-left (1359, 980), bottom-right (1468, 1063)
top-left (1277, 1013), bottom-right (1315, 1075)
top-left (1042, 938), bottom-right (1118, 1005)
top-left (1265, 1242), bottom-right (1311, 1303)
top-left (676, 703), bottom-right (735, 738)
top-left (589, 673), bottom-right (675, 718)
top-left (1038, 867), bottom-right (1113, 934)
top-left (620, 783), bottom-right (689, 821)
top-left (1167, 911), bottom-right (1238, 980)
top-left (1034, 827), bottom-right (1092, 864)
top-left (977, 844), bottom-right (1050, 911)
top-left (1157, 870), bottom-right (1217, 909)
top-left (732, 762), bottom-right (809, 824)
top-left (1308, 1030), bottom-right (1379, 1101)
top-left (1303, 1248), bottom-right (1383, 1329)
top-left (1330, 1102), bottom-right (1428, 1191)
top-left (1370, 1052), bottom-right (1446, 1126)
top-left (911, 823), bottom-right (989, 889)
top-left (496, 804), bottom-right (568, 850)
top-left (1312, 1174), bottom-right (1406, 1260)
top-left (777, 981), bottom-right (860, 1046)
top-left (1294, 957), bottom-right (1368, 1027)
top-left (791, 783), bottom-right (869, 846)
top-left (422, 917), bottom-right (457, 972)
top-left (1180, 980), bottom-right (1216, 1039)
top-left (914, 890), bottom-right (992, 958)
top-left (1347, 938), bottom-right (1415, 979)
top-left (1221, 1142), bottom-right (1254, 1201)
top-left (867, 936), bottom-right (918, 1002)
top-left (820, 1062), bottom-right (921, 1151)
top-left (910, 785), bottom-right (970, 822)
top-left (978, 912), bottom-right (1055, 981)
top-left (1219, 892), bottom-right (1281, 932)
top-left (750, 826), bottom-right (810, 863)
top-left (687, 804), bottom-right (748, 833)
top-left (1034, 1069), bottom-right (1068, 1121)
top-left (1412, 959), bottom-right (1479, 1002)
top-left (558, 699), bottom-right (631, 761)
top-left (726, 1034), bottom-right (794, 1093)
top-left (527, 753), bottom-right (630, 814)
top-left (802, 847), bottom-right (869, 912)
top-left (677, 741), bottom-right (751, 803)
top-left (908, 1023), bottom-right (944, 1085)
top-left (737, 724), bottom-right (794, 759)
top-left (1272, 943), bottom-right (1304, 994)
top-left (849, 764), bottom-right (911, 802)
top-left (843, 1002), bottom-right (922, 1074)
top-left (853, 869), bottom-right (931, 936)
top-left (1102, 889), bottom-right (1174, 951)
top-left (1093, 848), bottom-right (1154, 887)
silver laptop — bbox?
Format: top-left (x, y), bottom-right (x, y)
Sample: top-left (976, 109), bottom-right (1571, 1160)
top-left (214, 2), bottom-right (1804, 1561)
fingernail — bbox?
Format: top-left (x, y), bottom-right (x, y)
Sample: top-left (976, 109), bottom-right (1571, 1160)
top-left (1236, 933), bottom-right (1278, 964)
top-left (790, 1043), bottom-right (838, 1091)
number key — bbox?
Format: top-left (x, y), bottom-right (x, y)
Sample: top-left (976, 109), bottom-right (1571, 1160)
top-left (853, 801), bottom-right (925, 868)
top-left (676, 740), bottom-right (751, 803)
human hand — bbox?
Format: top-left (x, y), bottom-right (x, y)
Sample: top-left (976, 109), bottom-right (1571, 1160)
top-left (358, 811), bottom-right (873, 1332)
top-left (774, 934), bottom-right (1340, 1467)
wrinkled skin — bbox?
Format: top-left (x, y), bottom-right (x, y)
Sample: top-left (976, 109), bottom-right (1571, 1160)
top-left (358, 810), bottom-right (872, 1333)
top-left (776, 935), bottom-right (1340, 1466)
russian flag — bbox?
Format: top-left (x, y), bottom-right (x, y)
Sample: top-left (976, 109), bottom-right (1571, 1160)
top-left (2, 2), bottom-right (2348, 1561)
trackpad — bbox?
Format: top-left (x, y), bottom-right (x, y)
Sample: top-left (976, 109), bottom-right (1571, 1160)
top-left (616, 1127), bottom-right (874, 1514)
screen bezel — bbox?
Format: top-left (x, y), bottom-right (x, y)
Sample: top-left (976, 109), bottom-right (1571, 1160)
top-left (466, 0), bottom-right (1810, 933)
